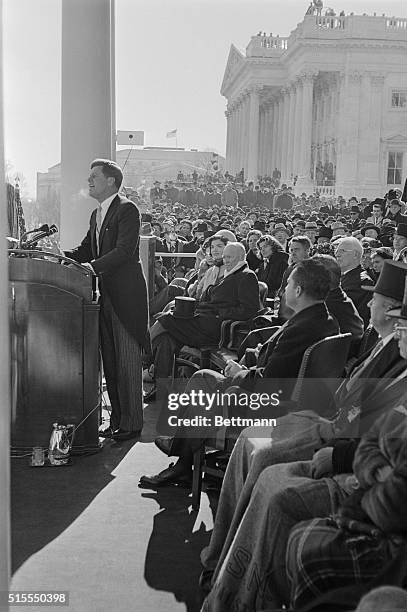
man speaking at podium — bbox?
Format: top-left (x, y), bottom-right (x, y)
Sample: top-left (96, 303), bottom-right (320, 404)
top-left (65, 159), bottom-right (148, 440)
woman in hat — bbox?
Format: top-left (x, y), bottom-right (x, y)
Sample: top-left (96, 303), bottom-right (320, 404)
top-left (271, 223), bottom-right (290, 251)
top-left (256, 234), bottom-right (289, 297)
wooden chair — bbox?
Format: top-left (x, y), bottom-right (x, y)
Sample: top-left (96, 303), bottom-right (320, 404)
top-left (191, 332), bottom-right (352, 510)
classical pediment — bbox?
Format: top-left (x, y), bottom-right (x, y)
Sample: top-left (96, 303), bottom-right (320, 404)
top-left (381, 133), bottom-right (407, 143)
top-left (221, 44), bottom-right (245, 97)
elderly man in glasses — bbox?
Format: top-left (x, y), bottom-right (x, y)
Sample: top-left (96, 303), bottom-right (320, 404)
top-left (335, 237), bottom-right (374, 326)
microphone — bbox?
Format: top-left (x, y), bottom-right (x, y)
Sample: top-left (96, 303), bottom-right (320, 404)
top-left (21, 224), bottom-right (59, 249)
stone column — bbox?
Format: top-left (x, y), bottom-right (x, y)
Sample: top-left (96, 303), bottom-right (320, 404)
top-left (293, 79), bottom-right (303, 181)
top-left (61, 0), bottom-right (115, 249)
top-left (280, 88), bottom-right (290, 182)
top-left (0, 0), bottom-right (11, 599)
top-left (236, 99), bottom-right (242, 174)
top-left (258, 106), bottom-right (264, 177)
top-left (287, 83), bottom-right (298, 181)
top-left (358, 74), bottom-right (386, 197)
top-left (231, 104), bottom-right (238, 173)
top-left (272, 97), bottom-right (281, 173)
top-left (225, 109), bottom-right (231, 172)
top-left (264, 103), bottom-right (273, 176)
top-left (247, 87), bottom-right (261, 182)
top-left (297, 72), bottom-right (315, 193)
top-left (282, 86), bottom-right (294, 182)
top-left (336, 71), bottom-right (363, 197)
top-left (240, 94), bottom-right (248, 178)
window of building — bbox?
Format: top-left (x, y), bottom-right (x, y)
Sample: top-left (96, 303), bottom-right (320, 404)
top-left (391, 90), bottom-right (407, 108)
top-left (387, 151), bottom-right (404, 185)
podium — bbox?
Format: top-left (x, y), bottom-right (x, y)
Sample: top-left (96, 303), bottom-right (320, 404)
top-left (9, 252), bottom-right (100, 449)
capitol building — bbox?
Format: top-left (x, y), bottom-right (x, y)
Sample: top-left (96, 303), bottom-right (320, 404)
top-left (221, 8), bottom-right (407, 198)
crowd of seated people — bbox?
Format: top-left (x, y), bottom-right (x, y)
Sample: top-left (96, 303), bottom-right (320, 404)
top-left (137, 176), bottom-right (407, 610)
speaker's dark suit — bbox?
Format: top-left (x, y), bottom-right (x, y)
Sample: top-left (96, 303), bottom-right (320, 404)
top-left (66, 193), bottom-right (148, 432)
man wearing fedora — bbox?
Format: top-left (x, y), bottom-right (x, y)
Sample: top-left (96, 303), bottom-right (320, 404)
top-left (393, 223), bottom-right (407, 263)
top-left (335, 237), bottom-right (374, 327)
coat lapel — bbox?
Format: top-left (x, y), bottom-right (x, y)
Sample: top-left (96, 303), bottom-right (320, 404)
top-left (99, 195), bottom-right (119, 253)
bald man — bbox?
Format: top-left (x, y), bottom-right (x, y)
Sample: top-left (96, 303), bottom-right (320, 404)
top-left (150, 241), bottom-right (261, 381)
top-left (335, 237), bottom-right (374, 326)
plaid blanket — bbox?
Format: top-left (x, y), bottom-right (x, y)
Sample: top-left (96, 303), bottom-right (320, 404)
top-left (286, 517), bottom-right (398, 610)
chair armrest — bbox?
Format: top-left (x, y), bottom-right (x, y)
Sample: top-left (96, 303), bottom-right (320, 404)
top-left (219, 319), bottom-right (233, 348)
top-left (228, 320), bottom-right (251, 349)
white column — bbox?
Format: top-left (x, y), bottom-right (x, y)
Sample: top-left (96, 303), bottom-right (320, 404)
top-left (225, 110), bottom-right (230, 171)
top-left (257, 106), bottom-right (266, 176)
top-left (283, 87), bottom-right (294, 182)
top-left (236, 100), bottom-right (242, 173)
top-left (264, 102), bottom-right (273, 176)
top-left (61, 0), bottom-right (115, 249)
top-left (232, 103), bottom-right (239, 174)
top-left (336, 71), bottom-right (363, 196)
top-left (297, 72), bottom-right (315, 193)
top-left (270, 99), bottom-right (278, 172)
top-left (0, 0), bottom-right (11, 602)
top-left (280, 89), bottom-right (290, 181)
top-left (247, 87), bottom-right (260, 181)
top-left (358, 74), bottom-right (385, 197)
top-left (240, 94), bottom-right (248, 177)
top-left (293, 80), bottom-right (303, 180)
top-left (274, 97), bottom-right (282, 173)
top-left (287, 84), bottom-right (297, 181)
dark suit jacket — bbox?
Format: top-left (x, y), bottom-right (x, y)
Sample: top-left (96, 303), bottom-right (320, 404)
top-left (65, 194), bottom-right (148, 347)
top-left (340, 265), bottom-right (374, 327)
top-left (328, 339), bottom-right (407, 472)
top-left (326, 286), bottom-right (364, 354)
top-left (158, 264), bottom-right (260, 346)
top-left (256, 251), bottom-right (289, 297)
top-left (237, 302), bottom-right (339, 397)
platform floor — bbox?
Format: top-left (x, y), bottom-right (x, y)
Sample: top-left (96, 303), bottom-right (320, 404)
top-left (10, 401), bottom-right (215, 612)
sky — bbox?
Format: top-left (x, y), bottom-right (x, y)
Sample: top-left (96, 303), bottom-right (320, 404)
top-left (4, 0), bottom-right (407, 195)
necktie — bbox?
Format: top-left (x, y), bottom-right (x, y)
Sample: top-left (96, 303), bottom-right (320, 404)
top-left (95, 205), bottom-right (102, 254)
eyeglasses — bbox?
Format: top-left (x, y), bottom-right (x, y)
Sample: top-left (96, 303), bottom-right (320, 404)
top-left (394, 324), bottom-right (407, 338)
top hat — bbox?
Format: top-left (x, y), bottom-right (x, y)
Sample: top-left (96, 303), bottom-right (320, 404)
top-left (362, 260), bottom-right (407, 301)
top-left (172, 296), bottom-right (197, 319)
top-left (396, 223), bottom-right (407, 239)
top-left (388, 275), bottom-right (407, 320)
top-left (350, 205), bottom-right (360, 213)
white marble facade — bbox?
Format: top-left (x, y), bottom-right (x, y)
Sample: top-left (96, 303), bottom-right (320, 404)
top-left (221, 12), bottom-right (407, 198)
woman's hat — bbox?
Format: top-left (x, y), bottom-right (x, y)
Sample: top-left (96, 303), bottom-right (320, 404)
top-left (271, 223), bottom-right (291, 237)
top-left (388, 276), bottom-right (407, 320)
top-left (362, 260), bottom-right (407, 302)
top-left (361, 223), bottom-right (380, 237)
top-left (172, 296), bottom-right (197, 319)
